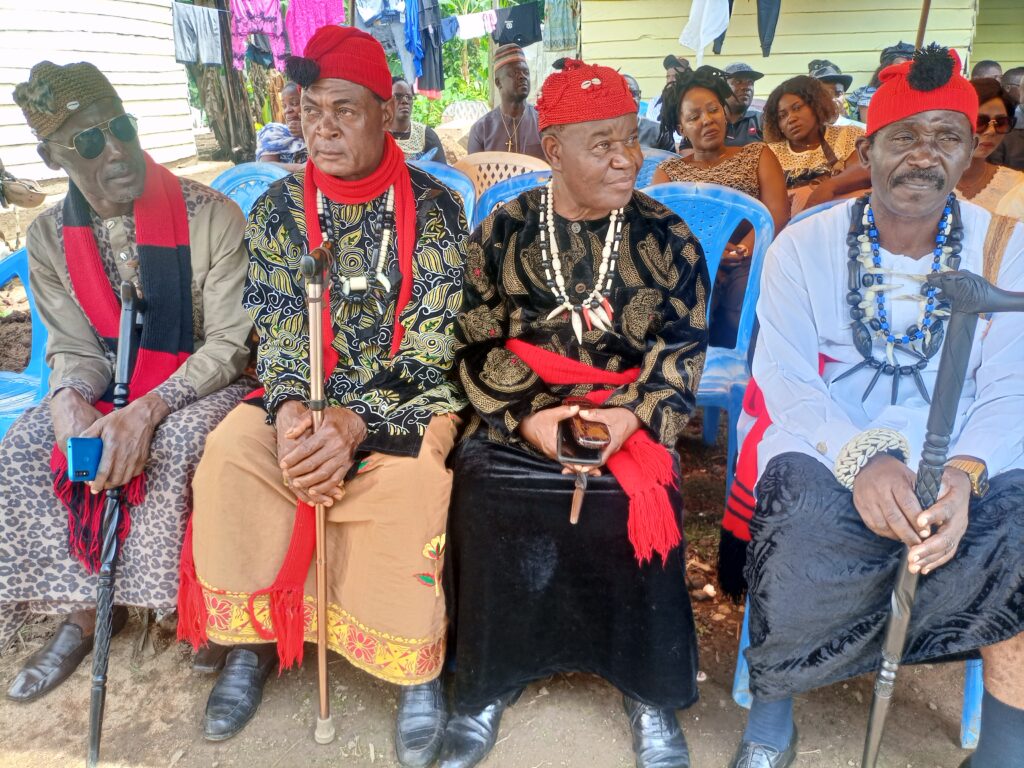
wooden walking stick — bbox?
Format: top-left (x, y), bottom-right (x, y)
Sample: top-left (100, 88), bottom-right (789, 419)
top-left (87, 281), bottom-right (142, 768)
top-left (861, 270), bottom-right (1024, 767)
top-left (300, 243), bottom-right (336, 746)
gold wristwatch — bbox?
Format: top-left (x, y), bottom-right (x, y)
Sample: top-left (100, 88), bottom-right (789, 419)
top-left (945, 458), bottom-right (990, 498)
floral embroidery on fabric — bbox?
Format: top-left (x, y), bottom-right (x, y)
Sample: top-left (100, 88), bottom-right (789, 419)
top-left (415, 534), bottom-right (446, 597)
top-left (199, 579), bottom-right (445, 684)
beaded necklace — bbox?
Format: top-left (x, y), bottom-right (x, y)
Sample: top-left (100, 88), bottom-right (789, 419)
top-left (538, 182), bottom-right (624, 344)
top-left (836, 193), bottom-right (962, 404)
top-left (316, 186), bottom-right (396, 297)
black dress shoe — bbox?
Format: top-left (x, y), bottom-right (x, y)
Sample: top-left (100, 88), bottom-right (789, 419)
top-left (191, 642), bottom-right (229, 674)
top-left (396, 678), bottom-right (448, 767)
top-left (727, 729), bottom-right (797, 768)
top-left (438, 689), bottom-right (522, 768)
top-left (623, 695), bottom-right (691, 768)
top-left (7, 608), bottom-right (128, 703)
top-left (202, 646), bottom-right (277, 741)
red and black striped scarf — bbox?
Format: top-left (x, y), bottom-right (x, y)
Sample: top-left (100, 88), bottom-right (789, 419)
top-left (50, 154), bottom-right (193, 573)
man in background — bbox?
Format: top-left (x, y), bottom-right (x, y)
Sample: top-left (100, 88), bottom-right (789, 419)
top-left (467, 44), bottom-right (543, 159)
top-left (624, 73), bottom-right (674, 151)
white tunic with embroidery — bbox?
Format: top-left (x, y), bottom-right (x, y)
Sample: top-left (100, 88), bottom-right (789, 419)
top-left (752, 198), bottom-right (1024, 480)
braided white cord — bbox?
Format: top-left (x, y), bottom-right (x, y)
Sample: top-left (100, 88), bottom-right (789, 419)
top-left (833, 428), bottom-right (911, 490)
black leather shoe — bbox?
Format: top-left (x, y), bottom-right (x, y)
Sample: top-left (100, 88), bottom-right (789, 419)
top-left (202, 646), bottom-right (277, 741)
top-left (6, 608), bottom-right (128, 703)
top-left (623, 695), bottom-right (691, 768)
top-left (727, 728), bottom-right (797, 768)
top-left (438, 689), bottom-right (522, 768)
top-left (396, 678), bottom-right (448, 767)
top-left (959, 760), bottom-right (971, 768)
top-left (191, 642), bottom-right (229, 674)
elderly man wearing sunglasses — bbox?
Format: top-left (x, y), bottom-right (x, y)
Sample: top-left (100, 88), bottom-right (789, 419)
top-left (1, 60), bottom-right (253, 702)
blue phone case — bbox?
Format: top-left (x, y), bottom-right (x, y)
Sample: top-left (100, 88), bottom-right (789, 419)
top-left (67, 437), bottom-right (103, 482)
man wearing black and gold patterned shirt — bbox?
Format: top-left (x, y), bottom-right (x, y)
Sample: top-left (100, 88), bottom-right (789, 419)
top-left (441, 60), bottom-right (710, 768)
top-left (178, 26), bottom-right (467, 768)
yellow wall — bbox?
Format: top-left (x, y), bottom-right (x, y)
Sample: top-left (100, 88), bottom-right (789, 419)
top-left (972, 0), bottom-right (1024, 72)
top-left (581, 0), bottom-right (978, 105)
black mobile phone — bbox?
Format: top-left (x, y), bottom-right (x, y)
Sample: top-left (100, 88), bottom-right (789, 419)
top-left (556, 419), bottom-right (604, 465)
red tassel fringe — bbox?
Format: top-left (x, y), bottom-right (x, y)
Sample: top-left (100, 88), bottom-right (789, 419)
top-left (176, 516), bottom-right (209, 649)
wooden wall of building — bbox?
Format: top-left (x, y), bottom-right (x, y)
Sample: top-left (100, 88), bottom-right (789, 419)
top-left (580, 0), bottom-right (978, 106)
top-left (972, 0), bottom-right (1024, 73)
top-left (0, 0), bottom-right (197, 180)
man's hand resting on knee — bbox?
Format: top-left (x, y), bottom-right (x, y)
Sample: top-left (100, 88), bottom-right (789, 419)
top-left (853, 454), bottom-right (971, 574)
top-left (79, 392), bottom-right (170, 493)
top-left (277, 401), bottom-right (367, 507)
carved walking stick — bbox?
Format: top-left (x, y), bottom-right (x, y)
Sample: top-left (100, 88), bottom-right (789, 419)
top-left (862, 270), bottom-right (1024, 767)
top-left (87, 281), bottom-right (142, 768)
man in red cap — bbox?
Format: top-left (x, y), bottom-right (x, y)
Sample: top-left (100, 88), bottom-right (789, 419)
top-left (726, 45), bottom-right (1024, 768)
top-left (178, 26), bottom-right (469, 766)
top-left (442, 59), bottom-right (710, 768)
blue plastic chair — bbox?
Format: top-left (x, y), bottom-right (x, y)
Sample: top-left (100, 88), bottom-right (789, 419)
top-left (637, 148), bottom-right (679, 189)
top-left (473, 170), bottom-right (552, 230)
top-left (210, 162), bottom-right (289, 217)
top-left (410, 160), bottom-right (476, 232)
top-left (641, 182), bottom-right (774, 492)
top-left (732, 599), bottom-right (983, 749)
top-left (0, 248), bottom-right (50, 436)
top-left (789, 197), bottom-right (846, 226)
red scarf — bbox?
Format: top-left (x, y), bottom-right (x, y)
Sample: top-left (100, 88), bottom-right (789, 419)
top-left (52, 155), bottom-right (192, 573)
top-left (178, 136), bottom-right (417, 666)
top-left (506, 339), bottom-right (681, 565)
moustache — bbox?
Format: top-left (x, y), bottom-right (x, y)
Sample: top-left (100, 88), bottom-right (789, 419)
top-left (893, 171), bottom-right (945, 189)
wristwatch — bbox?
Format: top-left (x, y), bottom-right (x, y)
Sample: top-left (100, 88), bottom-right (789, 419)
top-left (945, 458), bottom-right (990, 498)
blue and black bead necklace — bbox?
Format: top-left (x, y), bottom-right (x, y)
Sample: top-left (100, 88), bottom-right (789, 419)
top-left (836, 193), bottom-right (963, 404)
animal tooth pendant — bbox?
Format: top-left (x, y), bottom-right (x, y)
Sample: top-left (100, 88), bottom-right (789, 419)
top-left (547, 302), bottom-right (572, 321)
top-left (570, 309), bottom-right (584, 344)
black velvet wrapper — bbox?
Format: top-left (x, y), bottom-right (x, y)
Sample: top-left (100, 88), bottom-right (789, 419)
top-left (447, 435), bottom-right (700, 713)
top-left (745, 452), bottom-right (1024, 700)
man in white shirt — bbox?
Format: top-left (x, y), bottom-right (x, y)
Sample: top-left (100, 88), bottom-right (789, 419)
top-left (728, 46), bottom-right (1024, 768)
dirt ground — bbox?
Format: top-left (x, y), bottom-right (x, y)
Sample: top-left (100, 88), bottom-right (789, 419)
top-left (0, 161), bottom-right (972, 768)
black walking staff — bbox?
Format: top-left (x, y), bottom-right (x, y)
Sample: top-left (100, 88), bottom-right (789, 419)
top-left (87, 280), bottom-right (142, 768)
top-left (861, 269), bottom-right (1024, 768)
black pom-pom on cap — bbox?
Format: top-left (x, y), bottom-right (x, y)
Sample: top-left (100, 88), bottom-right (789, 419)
top-left (285, 56), bottom-right (320, 88)
top-left (907, 43), bottom-right (955, 92)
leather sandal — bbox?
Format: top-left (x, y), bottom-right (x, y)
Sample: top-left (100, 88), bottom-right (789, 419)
top-left (727, 728), bottom-right (798, 768)
top-left (438, 688), bottom-right (522, 768)
top-left (202, 646), bottom-right (277, 741)
top-left (6, 607), bottom-right (128, 703)
top-left (395, 677), bottom-right (448, 767)
top-left (623, 695), bottom-right (691, 768)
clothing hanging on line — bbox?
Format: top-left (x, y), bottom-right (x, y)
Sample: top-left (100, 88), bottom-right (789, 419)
top-left (544, 0), bottom-right (578, 52)
top-left (229, 0), bottom-right (287, 70)
top-left (355, 11), bottom-right (417, 84)
top-left (440, 16), bottom-right (459, 43)
top-left (455, 10), bottom-right (496, 40)
top-left (286, 0), bottom-right (346, 59)
top-left (493, 2), bottom-right (542, 48)
top-left (678, 0), bottom-right (729, 66)
top-left (712, 0), bottom-right (782, 57)
top-left (173, 1), bottom-right (224, 66)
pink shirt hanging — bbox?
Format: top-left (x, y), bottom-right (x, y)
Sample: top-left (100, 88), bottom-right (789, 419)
top-left (230, 0), bottom-right (288, 69)
top-left (285, 0), bottom-right (346, 59)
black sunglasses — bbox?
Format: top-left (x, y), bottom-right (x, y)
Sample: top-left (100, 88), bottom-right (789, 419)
top-left (45, 114), bottom-right (139, 160)
top-left (976, 114), bottom-right (1013, 135)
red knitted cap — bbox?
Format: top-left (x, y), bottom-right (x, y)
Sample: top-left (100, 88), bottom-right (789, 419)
top-left (866, 46), bottom-right (977, 136)
top-left (536, 59), bottom-right (638, 132)
top-left (302, 25), bottom-right (392, 101)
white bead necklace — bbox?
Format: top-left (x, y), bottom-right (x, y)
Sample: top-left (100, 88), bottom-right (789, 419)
top-left (538, 181), bottom-right (623, 344)
top-left (316, 186), bottom-right (396, 296)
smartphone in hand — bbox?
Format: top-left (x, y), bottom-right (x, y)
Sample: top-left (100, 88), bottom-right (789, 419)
top-left (67, 437), bottom-right (103, 482)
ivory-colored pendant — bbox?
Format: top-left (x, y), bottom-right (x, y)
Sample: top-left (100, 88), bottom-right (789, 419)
top-left (547, 304), bottom-right (569, 321)
top-left (592, 303), bottom-right (611, 328)
top-left (571, 310), bottom-right (584, 344)
top-left (349, 275), bottom-right (369, 293)
top-left (377, 273), bottom-right (392, 293)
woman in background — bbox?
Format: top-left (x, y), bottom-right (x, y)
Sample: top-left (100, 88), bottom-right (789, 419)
top-left (653, 66), bottom-right (789, 348)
